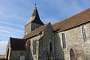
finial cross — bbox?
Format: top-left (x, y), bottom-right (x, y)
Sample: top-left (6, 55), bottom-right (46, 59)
top-left (34, 0), bottom-right (37, 7)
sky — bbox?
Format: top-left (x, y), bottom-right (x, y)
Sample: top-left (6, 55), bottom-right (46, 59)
top-left (0, 0), bottom-right (90, 55)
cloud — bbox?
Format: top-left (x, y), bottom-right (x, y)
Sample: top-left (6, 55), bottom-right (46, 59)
top-left (0, 0), bottom-right (31, 55)
top-left (0, 21), bottom-right (23, 30)
top-left (0, 26), bottom-right (22, 33)
top-left (0, 41), bottom-right (8, 55)
top-left (39, 0), bottom-right (90, 23)
top-left (0, 25), bottom-right (24, 41)
top-left (0, 29), bottom-right (10, 34)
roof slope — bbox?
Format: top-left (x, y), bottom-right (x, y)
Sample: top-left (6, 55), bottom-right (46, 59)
top-left (53, 8), bottom-right (90, 31)
top-left (10, 37), bottom-right (26, 50)
top-left (25, 26), bottom-right (45, 39)
top-left (25, 8), bottom-right (90, 39)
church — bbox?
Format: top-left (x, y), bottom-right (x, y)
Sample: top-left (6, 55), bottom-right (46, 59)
top-left (6, 6), bottom-right (90, 60)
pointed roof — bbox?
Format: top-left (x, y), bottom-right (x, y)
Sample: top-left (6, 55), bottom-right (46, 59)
top-left (32, 7), bottom-right (39, 17)
top-left (28, 7), bottom-right (44, 25)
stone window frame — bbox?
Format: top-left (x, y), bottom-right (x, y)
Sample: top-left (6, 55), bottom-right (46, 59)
top-left (70, 49), bottom-right (76, 60)
top-left (33, 40), bottom-right (37, 55)
top-left (81, 25), bottom-right (86, 42)
top-left (50, 42), bottom-right (52, 52)
top-left (61, 33), bottom-right (66, 48)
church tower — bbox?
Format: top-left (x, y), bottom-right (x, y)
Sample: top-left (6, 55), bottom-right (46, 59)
top-left (25, 6), bottom-right (44, 35)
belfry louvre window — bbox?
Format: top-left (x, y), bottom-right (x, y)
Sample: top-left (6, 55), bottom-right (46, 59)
top-left (33, 40), bottom-right (37, 54)
top-left (62, 33), bottom-right (66, 48)
top-left (82, 26), bottom-right (86, 41)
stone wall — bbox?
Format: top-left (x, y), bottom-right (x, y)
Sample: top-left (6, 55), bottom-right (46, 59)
top-left (53, 33), bottom-right (64, 60)
top-left (28, 23), bottom-right (60, 60)
top-left (26, 22), bottom-right (90, 60)
top-left (83, 23), bottom-right (90, 60)
top-left (38, 24), bottom-right (55, 60)
top-left (27, 33), bottom-right (44, 60)
top-left (10, 51), bottom-right (26, 60)
top-left (58, 22), bottom-right (90, 60)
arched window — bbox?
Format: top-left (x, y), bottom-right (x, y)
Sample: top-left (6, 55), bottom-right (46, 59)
top-left (62, 33), bottom-right (66, 48)
top-left (82, 26), bottom-right (86, 41)
top-left (45, 42), bottom-right (53, 60)
top-left (50, 42), bottom-right (52, 52)
top-left (70, 49), bottom-right (76, 60)
top-left (33, 40), bottom-right (37, 54)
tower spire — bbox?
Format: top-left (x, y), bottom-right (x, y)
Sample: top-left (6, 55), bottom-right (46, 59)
top-left (25, 0), bottom-right (44, 32)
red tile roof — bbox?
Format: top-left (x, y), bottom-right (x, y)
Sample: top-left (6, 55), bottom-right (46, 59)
top-left (10, 37), bottom-right (26, 50)
top-left (53, 8), bottom-right (90, 31)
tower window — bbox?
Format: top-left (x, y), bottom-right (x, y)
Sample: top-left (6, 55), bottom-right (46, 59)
top-left (62, 33), bottom-right (66, 48)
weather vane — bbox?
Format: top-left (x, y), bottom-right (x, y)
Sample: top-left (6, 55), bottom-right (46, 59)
top-left (34, 0), bottom-right (37, 7)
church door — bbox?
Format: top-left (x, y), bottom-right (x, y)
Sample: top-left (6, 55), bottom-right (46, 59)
top-left (70, 49), bottom-right (76, 60)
